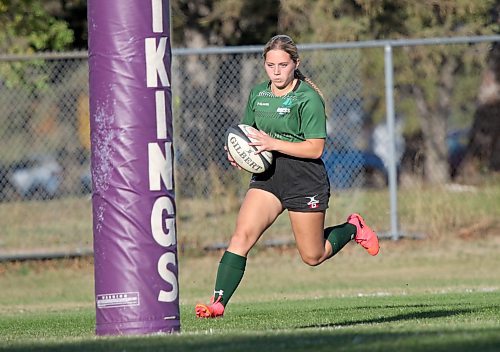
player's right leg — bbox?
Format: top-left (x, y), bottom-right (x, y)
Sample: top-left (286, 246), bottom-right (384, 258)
top-left (227, 188), bottom-right (284, 257)
top-left (195, 188), bottom-right (283, 318)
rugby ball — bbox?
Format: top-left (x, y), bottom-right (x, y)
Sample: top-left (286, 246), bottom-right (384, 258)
top-left (225, 124), bottom-right (273, 173)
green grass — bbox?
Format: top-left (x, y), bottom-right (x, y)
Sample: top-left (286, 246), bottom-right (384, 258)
top-left (1, 292), bottom-right (499, 351)
top-left (1, 234), bottom-right (499, 351)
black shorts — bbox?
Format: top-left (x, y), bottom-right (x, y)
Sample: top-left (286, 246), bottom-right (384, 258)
top-left (249, 153), bottom-right (330, 212)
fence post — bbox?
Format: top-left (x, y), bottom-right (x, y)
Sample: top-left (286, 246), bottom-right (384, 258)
top-left (384, 44), bottom-right (400, 241)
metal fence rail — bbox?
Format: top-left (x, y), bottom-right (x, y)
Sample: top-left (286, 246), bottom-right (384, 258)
top-left (1, 35), bottom-right (498, 255)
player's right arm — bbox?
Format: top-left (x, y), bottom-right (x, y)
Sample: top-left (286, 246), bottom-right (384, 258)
top-left (225, 88), bottom-right (256, 168)
top-left (241, 88), bottom-right (256, 127)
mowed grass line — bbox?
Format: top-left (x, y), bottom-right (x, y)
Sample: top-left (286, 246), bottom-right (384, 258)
top-left (0, 292), bottom-right (499, 352)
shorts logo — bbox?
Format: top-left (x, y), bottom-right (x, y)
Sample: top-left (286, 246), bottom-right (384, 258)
top-left (306, 195), bottom-right (320, 209)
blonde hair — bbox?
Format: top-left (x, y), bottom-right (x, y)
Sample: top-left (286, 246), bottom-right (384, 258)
top-left (263, 35), bottom-right (325, 100)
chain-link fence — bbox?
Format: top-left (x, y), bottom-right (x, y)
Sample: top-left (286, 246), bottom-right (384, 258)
top-left (0, 37), bottom-right (497, 254)
top-left (0, 54), bottom-right (90, 201)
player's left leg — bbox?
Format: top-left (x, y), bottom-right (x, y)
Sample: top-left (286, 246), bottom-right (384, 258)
top-left (288, 211), bottom-right (332, 266)
top-left (289, 211), bottom-right (378, 266)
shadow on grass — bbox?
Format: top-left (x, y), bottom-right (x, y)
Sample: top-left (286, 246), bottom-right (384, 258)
top-left (2, 327), bottom-right (500, 352)
top-left (298, 308), bottom-right (474, 329)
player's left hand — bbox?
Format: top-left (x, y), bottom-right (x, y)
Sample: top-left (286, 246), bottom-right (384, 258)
top-left (247, 130), bottom-right (276, 154)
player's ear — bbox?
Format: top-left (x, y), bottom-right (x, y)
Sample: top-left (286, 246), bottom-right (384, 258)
top-left (295, 59), bottom-right (300, 69)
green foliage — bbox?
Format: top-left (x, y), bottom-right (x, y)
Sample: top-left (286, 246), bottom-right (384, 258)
top-left (138, 1), bottom-right (500, 151)
top-left (279, 0), bottom-right (497, 118)
top-left (0, 0), bottom-right (74, 54)
top-left (0, 0), bottom-right (75, 119)
top-left (278, 0), bottom-right (498, 183)
top-left (171, 0), bottom-right (279, 46)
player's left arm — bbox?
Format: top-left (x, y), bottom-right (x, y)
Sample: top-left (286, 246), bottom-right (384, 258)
top-left (250, 131), bottom-right (324, 159)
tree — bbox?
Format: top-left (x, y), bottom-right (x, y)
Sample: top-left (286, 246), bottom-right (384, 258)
top-left (278, 0), bottom-right (498, 184)
top-left (461, 43), bottom-right (500, 177)
top-left (0, 0), bottom-right (74, 54)
top-left (57, 0), bottom-right (87, 50)
top-left (171, 0), bottom-right (279, 47)
top-left (169, 0), bottom-right (281, 196)
top-left (458, 0), bottom-right (500, 178)
top-left (5, 0), bottom-right (496, 183)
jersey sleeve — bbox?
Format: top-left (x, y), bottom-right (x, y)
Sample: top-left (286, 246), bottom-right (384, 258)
top-left (241, 88), bottom-right (256, 127)
top-left (299, 92), bottom-right (327, 139)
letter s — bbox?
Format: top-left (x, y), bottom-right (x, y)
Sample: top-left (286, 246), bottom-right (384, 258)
top-left (157, 252), bottom-right (178, 302)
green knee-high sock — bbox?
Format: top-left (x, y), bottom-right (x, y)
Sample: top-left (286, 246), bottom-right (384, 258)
top-left (324, 223), bottom-right (357, 256)
top-left (213, 251), bottom-right (247, 306)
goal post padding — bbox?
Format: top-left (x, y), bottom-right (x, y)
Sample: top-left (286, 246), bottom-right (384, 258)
top-left (88, 0), bottom-right (179, 335)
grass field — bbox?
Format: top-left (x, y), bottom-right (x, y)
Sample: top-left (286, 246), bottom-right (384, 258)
top-left (1, 235), bottom-right (499, 351)
top-left (1, 291), bottom-right (499, 352)
top-left (1, 178), bottom-right (499, 351)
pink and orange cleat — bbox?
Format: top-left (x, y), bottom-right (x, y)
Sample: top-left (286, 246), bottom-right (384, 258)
top-left (195, 296), bottom-right (225, 318)
top-left (347, 213), bottom-right (380, 256)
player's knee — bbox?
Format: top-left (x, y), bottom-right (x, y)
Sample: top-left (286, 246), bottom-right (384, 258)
top-left (228, 230), bottom-right (255, 253)
top-left (230, 230), bottom-right (250, 244)
top-left (300, 253), bottom-right (323, 267)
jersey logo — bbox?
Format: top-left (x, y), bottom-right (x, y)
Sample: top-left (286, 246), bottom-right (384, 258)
top-left (277, 97), bottom-right (293, 115)
top-left (276, 107), bottom-right (290, 115)
top-left (306, 195), bottom-right (320, 209)
top-left (283, 97), bottom-right (293, 107)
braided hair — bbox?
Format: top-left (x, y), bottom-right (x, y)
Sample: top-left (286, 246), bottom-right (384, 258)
top-left (263, 35), bottom-right (325, 101)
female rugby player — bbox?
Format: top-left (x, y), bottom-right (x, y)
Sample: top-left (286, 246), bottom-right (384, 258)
top-left (195, 35), bottom-right (379, 318)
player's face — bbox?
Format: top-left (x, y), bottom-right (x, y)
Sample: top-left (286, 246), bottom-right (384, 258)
top-left (264, 49), bottom-right (299, 90)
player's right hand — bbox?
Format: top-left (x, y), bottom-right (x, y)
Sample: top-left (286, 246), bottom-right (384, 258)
top-left (224, 145), bottom-right (242, 170)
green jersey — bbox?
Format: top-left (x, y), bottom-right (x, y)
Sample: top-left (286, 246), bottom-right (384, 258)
top-left (241, 80), bottom-right (327, 143)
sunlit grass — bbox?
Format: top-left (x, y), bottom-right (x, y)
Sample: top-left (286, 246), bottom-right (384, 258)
top-left (1, 290), bottom-right (499, 351)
